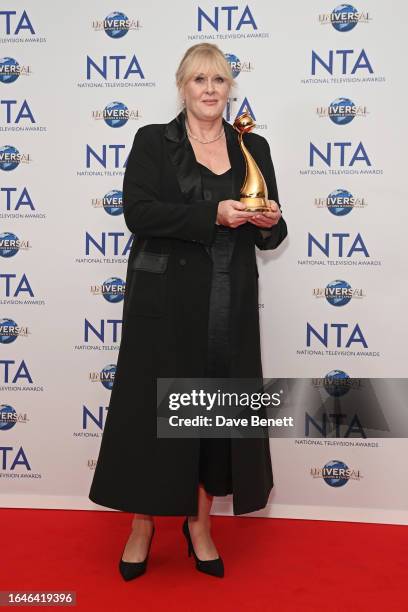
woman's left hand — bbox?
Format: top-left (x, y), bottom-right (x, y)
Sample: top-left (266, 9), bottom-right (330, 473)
top-left (248, 200), bottom-right (282, 228)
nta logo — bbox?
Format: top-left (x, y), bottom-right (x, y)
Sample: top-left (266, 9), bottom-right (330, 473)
top-left (198, 5), bottom-right (257, 31)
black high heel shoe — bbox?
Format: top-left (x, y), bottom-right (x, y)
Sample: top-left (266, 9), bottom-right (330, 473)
top-left (119, 525), bottom-right (155, 581)
top-left (182, 518), bottom-right (224, 578)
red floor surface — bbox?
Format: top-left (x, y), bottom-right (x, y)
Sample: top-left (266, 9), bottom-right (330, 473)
top-left (1, 508), bottom-right (407, 612)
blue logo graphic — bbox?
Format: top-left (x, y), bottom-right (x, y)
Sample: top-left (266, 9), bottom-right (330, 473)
top-left (103, 190), bottom-right (123, 216)
top-left (103, 12), bottom-right (129, 38)
top-left (307, 322), bottom-right (368, 349)
top-left (328, 97), bottom-right (356, 125)
top-left (86, 55), bottom-right (145, 81)
top-left (0, 145), bottom-right (21, 171)
top-left (0, 57), bottom-right (20, 83)
top-left (198, 6), bottom-right (257, 32)
top-left (0, 404), bottom-right (17, 430)
top-left (322, 460), bottom-right (351, 487)
top-left (309, 141), bottom-right (371, 167)
top-left (100, 364), bottom-right (116, 390)
top-left (84, 319), bottom-right (122, 344)
top-left (102, 277), bottom-right (125, 303)
top-left (0, 232), bottom-right (19, 257)
top-left (323, 370), bottom-right (350, 397)
top-left (86, 144), bottom-right (127, 169)
top-left (311, 49), bottom-right (373, 76)
top-left (308, 232), bottom-right (369, 258)
top-left (327, 189), bottom-right (354, 216)
top-left (103, 102), bottom-right (129, 128)
top-left (0, 318), bottom-right (18, 343)
top-left (325, 280), bottom-right (352, 306)
top-left (0, 10), bottom-right (35, 36)
top-left (331, 5), bottom-right (358, 32)
top-left (225, 53), bottom-right (241, 78)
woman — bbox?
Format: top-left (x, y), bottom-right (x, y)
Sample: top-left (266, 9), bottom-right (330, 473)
top-left (88, 43), bottom-right (288, 580)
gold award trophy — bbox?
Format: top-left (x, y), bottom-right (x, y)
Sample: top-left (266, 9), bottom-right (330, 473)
top-left (233, 112), bottom-right (271, 212)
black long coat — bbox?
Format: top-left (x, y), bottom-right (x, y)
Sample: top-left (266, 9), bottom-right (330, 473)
top-left (88, 110), bottom-right (288, 516)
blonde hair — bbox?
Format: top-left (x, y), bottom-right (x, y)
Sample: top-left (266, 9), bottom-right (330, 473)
top-left (175, 43), bottom-right (234, 93)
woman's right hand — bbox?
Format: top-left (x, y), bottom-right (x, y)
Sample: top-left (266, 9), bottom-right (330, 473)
top-left (216, 200), bottom-right (256, 228)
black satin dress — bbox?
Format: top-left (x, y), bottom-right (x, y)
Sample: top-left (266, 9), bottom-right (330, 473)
top-left (197, 162), bottom-right (234, 497)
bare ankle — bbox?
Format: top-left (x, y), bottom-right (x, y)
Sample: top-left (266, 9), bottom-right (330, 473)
top-left (188, 516), bottom-right (211, 532)
top-left (132, 514), bottom-right (154, 530)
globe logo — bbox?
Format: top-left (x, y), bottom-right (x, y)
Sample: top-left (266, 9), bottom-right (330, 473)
top-left (0, 232), bottom-right (20, 257)
top-left (0, 57), bottom-right (20, 84)
top-left (103, 12), bottom-right (129, 38)
top-left (224, 53), bottom-right (241, 78)
top-left (325, 279), bottom-right (352, 306)
top-left (103, 102), bottom-right (129, 128)
top-left (103, 189), bottom-right (123, 216)
top-left (322, 460), bottom-right (350, 487)
top-left (323, 370), bottom-right (350, 397)
top-left (328, 97), bottom-right (356, 125)
top-left (0, 145), bottom-right (20, 171)
top-left (331, 4), bottom-right (358, 32)
top-left (327, 188), bottom-right (354, 216)
top-left (0, 404), bottom-right (17, 431)
top-left (0, 318), bottom-right (19, 343)
top-left (100, 364), bottom-right (116, 390)
top-left (102, 277), bottom-right (125, 303)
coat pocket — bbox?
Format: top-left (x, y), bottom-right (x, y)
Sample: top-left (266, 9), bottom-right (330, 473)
top-left (129, 251), bottom-right (169, 317)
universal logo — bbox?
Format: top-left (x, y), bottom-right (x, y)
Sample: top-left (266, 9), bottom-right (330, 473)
top-left (89, 364), bottom-right (116, 390)
top-left (92, 12), bottom-right (142, 38)
top-left (0, 404), bottom-right (29, 430)
top-left (91, 102), bottom-right (141, 128)
top-left (0, 57), bottom-right (32, 84)
top-left (91, 190), bottom-right (123, 216)
top-left (0, 232), bottom-right (31, 257)
top-left (0, 318), bottom-right (29, 343)
top-left (318, 6), bottom-right (371, 31)
top-left (313, 280), bottom-right (365, 306)
top-left (314, 189), bottom-right (367, 216)
top-left (312, 372), bottom-right (363, 396)
top-left (311, 460), bottom-right (363, 487)
top-left (224, 53), bottom-right (254, 78)
top-left (0, 146), bottom-right (31, 171)
top-left (90, 278), bottom-right (126, 303)
top-left (317, 98), bottom-right (368, 125)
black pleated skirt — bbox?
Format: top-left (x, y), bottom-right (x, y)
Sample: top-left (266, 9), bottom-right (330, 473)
top-left (199, 225), bottom-right (234, 497)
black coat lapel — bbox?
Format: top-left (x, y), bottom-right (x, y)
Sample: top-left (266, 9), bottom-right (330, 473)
top-left (164, 110), bottom-right (203, 203)
top-left (164, 111), bottom-right (246, 204)
top-left (164, 111), bottom-right (247, 260)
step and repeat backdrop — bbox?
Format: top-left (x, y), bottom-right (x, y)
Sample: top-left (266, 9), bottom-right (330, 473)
top-left (1, 1), bottom-right (407, 524)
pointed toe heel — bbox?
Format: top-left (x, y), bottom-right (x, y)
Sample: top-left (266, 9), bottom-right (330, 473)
top-left (119, 526), bottom-right (155, 581)
top-left (182, 518), bottom-right (224, 578)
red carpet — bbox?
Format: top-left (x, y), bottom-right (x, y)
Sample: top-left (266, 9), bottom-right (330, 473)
top-left (2, 508), bottom-right (407, 612)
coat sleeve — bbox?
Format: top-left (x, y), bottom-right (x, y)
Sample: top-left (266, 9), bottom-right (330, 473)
top-left (123, 125), bottom-right (218, 245)
top-left (253, 137), bottom-right (288, 251)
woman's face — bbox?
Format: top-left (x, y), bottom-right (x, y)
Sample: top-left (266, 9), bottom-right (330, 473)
top-left (182, 65), bottom-right (230, 122)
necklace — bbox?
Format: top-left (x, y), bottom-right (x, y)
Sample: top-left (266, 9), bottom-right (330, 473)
top-left (186, 121), bottom-right (224, 144)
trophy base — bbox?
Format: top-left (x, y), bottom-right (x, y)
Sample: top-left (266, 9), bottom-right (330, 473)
top-left (240, 197), bottom-right (271, 212)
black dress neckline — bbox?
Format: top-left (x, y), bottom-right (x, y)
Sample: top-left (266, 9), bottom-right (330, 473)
top-left (197, 162), bottom-right (232, 177)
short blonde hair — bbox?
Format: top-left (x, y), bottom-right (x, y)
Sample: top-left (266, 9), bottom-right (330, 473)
top-left (176, 43), bottom-right (234, 92)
